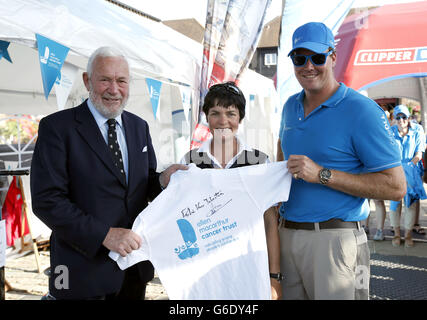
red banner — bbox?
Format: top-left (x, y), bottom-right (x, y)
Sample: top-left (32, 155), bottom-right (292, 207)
top-left (2, 177), bottom-right (29, 246)
top-left (190, 0), bottom-right (271, 149)
top-left (335, 2), bottom-right (427, 91)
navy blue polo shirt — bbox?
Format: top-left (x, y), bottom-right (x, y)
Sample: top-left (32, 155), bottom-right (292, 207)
top-left (279, 83), bottom-right (401, 222)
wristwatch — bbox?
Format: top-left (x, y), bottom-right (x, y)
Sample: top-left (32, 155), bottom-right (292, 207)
top-left (319, 168), bottom-right (331, 185)
top-left (270, 272), bottom-right (284, 282)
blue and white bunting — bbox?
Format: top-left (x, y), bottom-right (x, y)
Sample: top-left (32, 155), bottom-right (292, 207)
top-left (145, 78), bottom-right (162, 120)
top-left (0, 40), bottom-right (12, 63)
top-left (179, 85), bottom-right (192, 124)
top-left (36, 34), bottom-right (69, 100)
top-left (54, 62), bottom-right (78, 110)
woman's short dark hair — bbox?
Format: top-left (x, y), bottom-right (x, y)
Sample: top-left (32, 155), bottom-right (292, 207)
top-left (202, 82), bottom-right (246, 121)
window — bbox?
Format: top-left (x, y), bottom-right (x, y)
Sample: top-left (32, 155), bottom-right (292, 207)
top-left (264, 53), bottom-right (277, 66)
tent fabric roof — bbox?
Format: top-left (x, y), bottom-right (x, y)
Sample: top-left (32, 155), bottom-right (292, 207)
top-left (0, 0), bottom-right (202, 88)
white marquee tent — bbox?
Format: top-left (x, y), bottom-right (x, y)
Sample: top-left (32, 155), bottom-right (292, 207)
top-left (0, 0), bottom-right (204, 167)
top-left (0, 0), bottom-right (279, 163)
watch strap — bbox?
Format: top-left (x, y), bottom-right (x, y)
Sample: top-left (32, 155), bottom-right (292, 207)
top-left (269, 272), bottom-right (284, 282)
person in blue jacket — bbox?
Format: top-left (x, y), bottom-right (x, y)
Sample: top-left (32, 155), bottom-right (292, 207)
top-left (389, 105), bottom-right (426, 248)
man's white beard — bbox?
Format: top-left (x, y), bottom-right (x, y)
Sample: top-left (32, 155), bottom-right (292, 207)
top-left (89, 87), bottom-right (128, 119)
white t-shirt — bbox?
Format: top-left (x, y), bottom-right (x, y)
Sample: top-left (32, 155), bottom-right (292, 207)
top-left (109, 161), bottom-right (291, 299)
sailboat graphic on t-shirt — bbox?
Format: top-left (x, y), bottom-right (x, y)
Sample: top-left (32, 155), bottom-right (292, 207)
top-left (174, 219), bottom-right (199, 260)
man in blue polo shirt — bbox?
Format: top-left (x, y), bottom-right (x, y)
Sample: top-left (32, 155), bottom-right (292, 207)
top-left (276, 22), bottom-right (406, 300)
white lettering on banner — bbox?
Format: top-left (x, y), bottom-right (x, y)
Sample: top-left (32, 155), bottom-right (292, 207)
top-left (354, 47), bottom-right (427, 65)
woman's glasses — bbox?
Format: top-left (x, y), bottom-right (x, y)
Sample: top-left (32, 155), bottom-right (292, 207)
top-left (290, 50), bottom-right (334, 67)
top-left (395, 116), bottom-right (408, 121)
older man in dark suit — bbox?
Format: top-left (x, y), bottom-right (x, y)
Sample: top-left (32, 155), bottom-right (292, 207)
top-left (30, 46), bottom-right (186, 299)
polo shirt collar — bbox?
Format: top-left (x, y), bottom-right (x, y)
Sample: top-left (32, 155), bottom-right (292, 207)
top-left (199, 135), bottom-right (253, 168)
top-left (297, 82), bottom-right (349, 109)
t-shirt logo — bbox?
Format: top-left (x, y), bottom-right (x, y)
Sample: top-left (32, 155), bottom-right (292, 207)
top-left (174, 219), bottom-right (199, 260)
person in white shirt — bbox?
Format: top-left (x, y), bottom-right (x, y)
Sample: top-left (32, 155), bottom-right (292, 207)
top-left (180, 82), bottom-right (283, 299)
top-left (110, 161), bottom-right (291, 299)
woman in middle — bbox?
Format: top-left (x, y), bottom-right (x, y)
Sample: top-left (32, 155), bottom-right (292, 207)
top-left (181, 81), bottom-right (282, 299)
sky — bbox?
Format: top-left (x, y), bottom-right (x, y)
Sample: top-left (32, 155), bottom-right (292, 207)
top-left (121, 0), bottom-right (425, 25)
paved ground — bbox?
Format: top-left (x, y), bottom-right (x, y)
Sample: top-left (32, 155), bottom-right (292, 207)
top-left (3, 199), bottom-right (427, 300)
top-left (365, 199), bottom-right (427, 300)
top-left (3, 250), bottom-right (168, 300)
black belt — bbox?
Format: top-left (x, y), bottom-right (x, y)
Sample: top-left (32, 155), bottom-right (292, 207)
top-left (281, 218), bottom-right (360, 230)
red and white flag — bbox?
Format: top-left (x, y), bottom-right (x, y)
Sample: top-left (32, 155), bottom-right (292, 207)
top-left (191, 0), bottom-right (271, 149)
top-left (2, 176), bottom-right (29, 247)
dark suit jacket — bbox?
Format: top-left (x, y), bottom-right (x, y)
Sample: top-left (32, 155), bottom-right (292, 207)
top-left (30, 100), bottom-right (161, 299)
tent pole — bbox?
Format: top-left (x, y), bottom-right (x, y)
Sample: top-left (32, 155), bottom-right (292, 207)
top-left (418, 77), bottom-right (427, 132)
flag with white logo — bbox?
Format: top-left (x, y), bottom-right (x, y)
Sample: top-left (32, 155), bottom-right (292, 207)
top-left (36, 34), bottom-right (70, 100)
top-left (145, 78), bottom-right (162, 120)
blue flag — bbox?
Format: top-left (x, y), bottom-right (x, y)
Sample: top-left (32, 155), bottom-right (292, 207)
top-left (36, 34), bottom-right (69, 100)
top-left (145, 78), bottom-right (162, 119)
top-left (0, 40), bottom-right (12, 63)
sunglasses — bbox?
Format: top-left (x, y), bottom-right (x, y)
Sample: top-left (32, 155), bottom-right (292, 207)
top-left (395, 116), bottom-right (408, 121)
top-left (209, 82), bottom-right (241, 96)
top-left (290, 50), bottom-right (334, 67)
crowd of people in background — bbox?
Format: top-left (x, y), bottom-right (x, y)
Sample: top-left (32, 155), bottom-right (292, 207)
top-left (364, 103), bottom-right (426, 246)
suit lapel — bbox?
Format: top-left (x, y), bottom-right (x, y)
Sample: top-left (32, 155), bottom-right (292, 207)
top-left (75, 101), bottom-right (127, 188)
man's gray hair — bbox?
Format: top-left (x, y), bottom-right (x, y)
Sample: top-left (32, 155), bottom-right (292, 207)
top-left (86, 46), bottom-right (129, 77)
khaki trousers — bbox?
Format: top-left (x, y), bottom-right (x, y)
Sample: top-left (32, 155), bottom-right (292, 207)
top-left (279, 224), bottom-right (370, 300)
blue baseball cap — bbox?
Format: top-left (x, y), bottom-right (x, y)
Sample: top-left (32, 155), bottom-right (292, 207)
top-left (393, 105), bottom-right (410, 118)
top-left (288, 22), bottom-right (335, 56)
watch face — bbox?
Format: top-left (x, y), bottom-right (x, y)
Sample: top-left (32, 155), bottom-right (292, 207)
top-left (320, 168), bottom-right (331, 184)
top-left (322, 169), bottom-right (331, 178)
